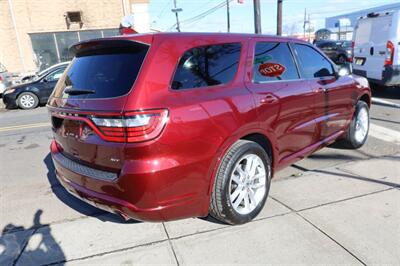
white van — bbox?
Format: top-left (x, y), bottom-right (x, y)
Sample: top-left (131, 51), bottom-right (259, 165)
top-left (352, 10), bottom-right (400, 87)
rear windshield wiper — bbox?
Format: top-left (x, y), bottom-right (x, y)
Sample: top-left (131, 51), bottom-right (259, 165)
top-left (64, 86), bottom-right (95, 95)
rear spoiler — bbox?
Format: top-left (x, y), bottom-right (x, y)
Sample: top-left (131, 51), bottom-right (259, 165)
top-left (69, 38), bottom-right (152, 58)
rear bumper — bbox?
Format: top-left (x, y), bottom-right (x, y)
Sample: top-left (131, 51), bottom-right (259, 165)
top-left (50, 140), bottom-right (209, 222)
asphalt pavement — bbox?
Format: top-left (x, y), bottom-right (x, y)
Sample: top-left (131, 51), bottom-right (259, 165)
top-left (0, 87), bottom-right (399, 265)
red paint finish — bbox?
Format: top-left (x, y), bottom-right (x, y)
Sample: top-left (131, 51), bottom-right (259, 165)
top-left (48, 33), bottom-right (371, 222)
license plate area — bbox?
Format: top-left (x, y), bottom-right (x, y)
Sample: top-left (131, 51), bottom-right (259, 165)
top-left (354, 57), bottom-right (366, 65)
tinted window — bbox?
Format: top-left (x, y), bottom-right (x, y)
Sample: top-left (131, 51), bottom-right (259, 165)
top-left (172, 43), bottom-right (241, 90)
top-left (293, 44), bottom-right (334, 78)
top-left (53, 41), bottom-right (148, 99)
top-left (317, 42), bottom-right (336, 49)
top-left (340, 41), bottom-right (352, 48)
top-left (253, 42), bottom-right (299, 82)
top-left (46, 68), bottom-right (65, 82)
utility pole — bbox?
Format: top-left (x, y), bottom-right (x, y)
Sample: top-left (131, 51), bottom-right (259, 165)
top-left (308, 14), bottom-right (311, 42)
top-left (303, 8), bottom-right (307, 39)
top-left (226, 0), bottom-right (230, 32)
top-left (253, 0), bottom-right (262, 34)
top-left (172, 0), bottom-right (182, 32)
top-left (277, 0), bottom-right (282, 35)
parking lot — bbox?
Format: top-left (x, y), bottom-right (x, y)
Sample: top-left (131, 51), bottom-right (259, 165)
top-left (0, 87), bottom-right (399, 265)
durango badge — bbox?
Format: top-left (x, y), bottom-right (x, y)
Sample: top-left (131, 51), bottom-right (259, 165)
top-left (258, 62), bottom-right (286, 77)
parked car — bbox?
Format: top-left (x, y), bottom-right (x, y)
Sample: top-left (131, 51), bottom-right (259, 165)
top-left (21, 61), bottom-right (70, 83)
top-left (353, 11), bottom-right (400, 87)
top-left (3, 65), bottom-right (67, 109)
top-left (315, 40), bottom-right (353, 64)
top-left (0, 62), bottom-right (11, 96)
top-left (48, 33), bottom-right (371, 225)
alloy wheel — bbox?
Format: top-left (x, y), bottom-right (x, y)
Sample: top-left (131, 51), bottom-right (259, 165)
top-left (229, 154), bottom-right (266, 215)
top-left (20, 94), bottom-right (35, 108)
top-left (354, 106), bottom-right (369, 143)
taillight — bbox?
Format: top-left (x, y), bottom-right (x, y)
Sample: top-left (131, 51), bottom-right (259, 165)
top-left (350, 41), bottom-right (355, 63)
top-left (0, 76), bottom-right (3, 81)
top-left (385, 41), bottom-right (395, 66)
top-left (90, 109), bottom-right (169, 143)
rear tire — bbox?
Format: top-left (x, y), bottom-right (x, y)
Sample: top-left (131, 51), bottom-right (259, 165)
top-left (209, 140), bottom-right (271, 225)
top-left (339, 101), bottom-right (369, 149)
top-left (17, 92), bottom-right (39, 109)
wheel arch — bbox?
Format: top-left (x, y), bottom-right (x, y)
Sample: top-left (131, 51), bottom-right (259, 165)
top-left (359, 93), bottom-right (371, 107)
top-left (206, 130), bottom-right (278, 197)
top-left (240, 133), bottom-right (275, 171)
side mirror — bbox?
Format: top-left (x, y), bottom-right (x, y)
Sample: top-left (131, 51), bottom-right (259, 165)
top-left (337, 62), bottom-right (352, 77)
top-left (42, 77), bottom-right (48, 83)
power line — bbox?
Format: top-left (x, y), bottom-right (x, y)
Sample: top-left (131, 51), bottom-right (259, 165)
top-left (169, 0), bottom-right (233, 30)
top-left (156, 0), bottom-right (172, 19)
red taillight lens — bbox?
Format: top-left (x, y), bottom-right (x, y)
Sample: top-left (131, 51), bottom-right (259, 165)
top-left (350, 41), bottom-right (355, 63)
top-left (91, 109), bottom-right (169, 143)
top-left (385, 41), bottom-right (395, 66)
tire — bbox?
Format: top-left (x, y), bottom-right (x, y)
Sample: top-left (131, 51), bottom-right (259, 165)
top-left (209, 140), bottom-right (271, 225)
top-left (337, 55), bottom-right (347, 64)
top-left (17, 92), bottom-right (39, 109)
top-left (339, 101), bottom-right (369, 149)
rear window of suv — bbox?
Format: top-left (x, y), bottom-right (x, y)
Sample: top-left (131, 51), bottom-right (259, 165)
top-left (52, 40), bottom-right (149, 99)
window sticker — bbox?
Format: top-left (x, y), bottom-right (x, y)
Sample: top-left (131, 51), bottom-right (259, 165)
top-left (258, 62), bottom-right (286, 77)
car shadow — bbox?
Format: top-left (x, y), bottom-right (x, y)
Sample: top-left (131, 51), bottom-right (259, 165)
top-left (371, 85), bottom-right (400, 100)
top-left (43, 153), bottom-right (139, 224)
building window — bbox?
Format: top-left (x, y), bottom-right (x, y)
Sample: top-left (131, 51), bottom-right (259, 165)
top-left (30, 33), bottom-right (59, 71)
top-left (29, 29), bottom-right (118, 71)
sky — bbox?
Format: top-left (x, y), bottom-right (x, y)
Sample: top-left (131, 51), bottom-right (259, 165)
top-left (148, 0), bottom-right (400, 34)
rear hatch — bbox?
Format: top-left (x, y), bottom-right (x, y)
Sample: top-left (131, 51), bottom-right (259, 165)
top-left (353, 13), bottom-right (392, 80)
top-left (48, 38), bottom-right (151, 171)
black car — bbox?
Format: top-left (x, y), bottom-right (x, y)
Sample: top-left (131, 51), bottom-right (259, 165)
top-left (3, 66), bottom-right (66, 109)
top-left (315, 40), bottom-right (353, 64)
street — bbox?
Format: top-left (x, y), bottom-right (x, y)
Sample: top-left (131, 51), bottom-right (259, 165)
top-left (0, 87), bottom-right (399, 265)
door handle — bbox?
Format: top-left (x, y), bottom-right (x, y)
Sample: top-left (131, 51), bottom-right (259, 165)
top-left (370, 47), bottom-right (374, 55)
top-left (260, 94), bottom-right (278, 104)
top-left (313, 87), bottom-right (328, 93)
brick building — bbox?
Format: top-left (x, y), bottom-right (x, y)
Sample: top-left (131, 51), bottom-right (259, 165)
top-left (0, 0), bottom-right (150, 73)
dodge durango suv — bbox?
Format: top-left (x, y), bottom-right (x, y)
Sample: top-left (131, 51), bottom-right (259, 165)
top-left (48, 33), bottom-right (371, 225)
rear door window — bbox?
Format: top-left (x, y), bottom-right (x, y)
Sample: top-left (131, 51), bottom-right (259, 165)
top-left (171, 43), bottom-right (241, 90)
top-left (52, 41), bottom-right (149, 99)
top-left (253, 42), bottom-right (299, 83)
top-left (293, 44), bottom-right (335, 79)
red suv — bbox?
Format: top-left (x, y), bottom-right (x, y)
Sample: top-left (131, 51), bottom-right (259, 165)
top-left (48, 33), bottom-right (371, 225)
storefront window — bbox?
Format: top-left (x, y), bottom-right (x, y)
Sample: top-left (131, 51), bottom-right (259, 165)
top-left (55, 32), bottom-right (79, 62)
top-left (30, 33), bottom-right (59, 71)
top-left (30, 29), bottom-right (118, 71)
top-left (79, 31), bottom-right (102, 41)
top-left (103, 29), bottom-right (119, 37)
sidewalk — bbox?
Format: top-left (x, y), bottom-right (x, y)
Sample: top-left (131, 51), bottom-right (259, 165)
top-left (1, 154), bottom-right (399, 265)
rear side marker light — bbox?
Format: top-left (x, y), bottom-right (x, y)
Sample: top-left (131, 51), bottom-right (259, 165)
top-left (90, 109), bottom-right (169, 143)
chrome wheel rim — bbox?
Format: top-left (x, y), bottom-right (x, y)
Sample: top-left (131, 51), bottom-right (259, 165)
top-left (229, 154), bottom-right (266, 215)
top-left (20, 94), bottom-right (35, 108)
top-left (355, 107), bottom-right (369, 143)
